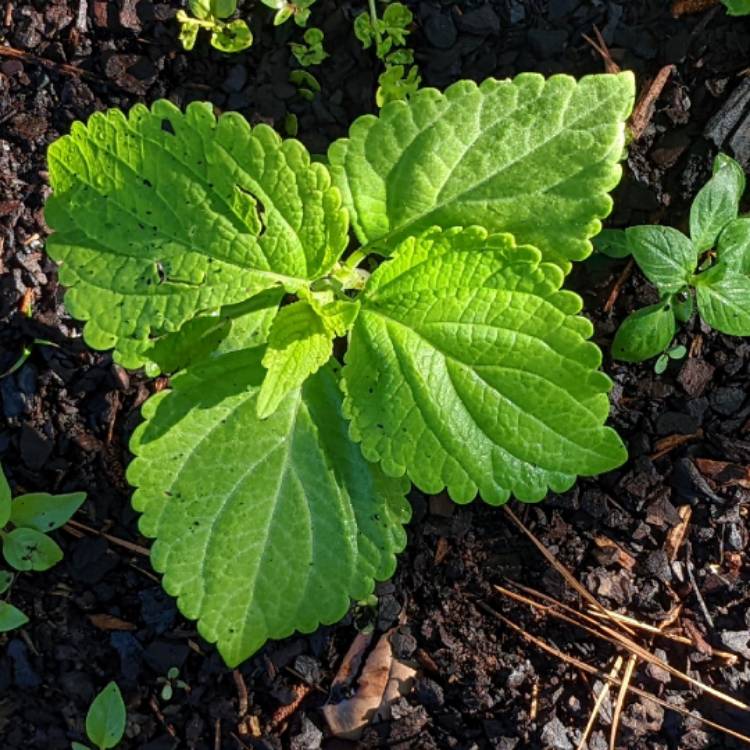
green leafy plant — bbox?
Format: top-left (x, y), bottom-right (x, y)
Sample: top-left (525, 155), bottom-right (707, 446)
top-left (261, 0), bottom-right (316, 26)
top-left (722, 0), bottom-right (750, 15)
top-left (0, 464), bottom-right (85, 631)
top-left (156, 666), bottom-right (190, 702)
top-left (44, 73), bottom-right (635, 666)
top-left (612, 154), bottom-right (748, 363)
top-left (72, 682), bottom-right (127, 750)
top-left (290, 27), bottom-right (328, 67)
top-left (654, 344), bottom-right (686, 375)
top-left (354, 0), bottom-right (420, 106)
top-left (177, 0), bottom-right (253, 53)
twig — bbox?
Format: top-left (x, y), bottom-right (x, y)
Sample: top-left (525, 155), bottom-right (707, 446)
top-left (64, 518), bottom-right (150, 557)
top-left (267, 683), bottom-right (311, 731)
top-left (629, 65), bottom-right (676, 141)
top-left (493, 583), bottom-right (748, 711)
top-left (0, 44), bottom-right (104, 82)
top-left (480, 602), bottom-right (750, 745)
top-left (576, 656), bottom-right (623, 750)
top-left (149, 695), bottom-right (177, 738)
top-left (604, 258), bottom-right (634, 313)
top-left (686, 541), bottom-right (715, 629)
top-left (649, 430), bottom-right (703, 461)
top-left (503, 506), bottom-right (636, 634)
top-left (214, 719), bottom-right (221, 750)
top-left (610, 654), bottom-right (637, 750)
top-left (233, 669), bottom-right (249, 718)
top-left (582, 26), bottom-right (620, 74)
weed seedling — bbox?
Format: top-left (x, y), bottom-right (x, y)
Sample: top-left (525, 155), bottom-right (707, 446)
top-left (72, 682), bottom-right (127, 750)
top-left (177, 0), bottom-right (252, 53)
top-left (612, 154), bottom-right (749, 363)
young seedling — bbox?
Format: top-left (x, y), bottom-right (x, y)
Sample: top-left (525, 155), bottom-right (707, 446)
top-left (72, 682), bottom-right (127, 750)
top-left (612, 153), bottom-right (748, 362)
top-left (261, 0), bottom-right (316, 26)
top-left (354, 0), bottom-right (420, 105)
top-left (177, 0), bottom-right (252, 53)
top-left (289, 69), bottom-right (321, 101)
top-left (290, 27), bottom-right (328, 67)
top-left (0, 464), bottom-right (86, 631)
top-left (654, 344), bottom-right (687, 375)
top-left (156, 666), bottom-right (190, 702)
top-left (44, 72), bottom-right (635, 666)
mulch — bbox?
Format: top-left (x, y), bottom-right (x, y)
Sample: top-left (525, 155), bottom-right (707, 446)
top-left (1, 1), bottom-right (750, 748)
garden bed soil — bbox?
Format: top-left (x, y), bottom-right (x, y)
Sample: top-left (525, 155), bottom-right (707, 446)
top-left (2, 1), bottom-right (750, 748)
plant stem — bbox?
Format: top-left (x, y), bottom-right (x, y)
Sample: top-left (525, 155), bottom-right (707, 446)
top-left (344, 248), bottom-right (367, 270)
top-left (367, 0), bottom-right (384, 53)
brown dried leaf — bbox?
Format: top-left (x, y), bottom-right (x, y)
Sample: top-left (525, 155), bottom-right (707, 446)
top-left (87, 613), bottom-right (136, 631)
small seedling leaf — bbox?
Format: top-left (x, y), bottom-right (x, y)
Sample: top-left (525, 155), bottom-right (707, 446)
top-left (211, 19), bottom-right (253, 52)
top-left (0, 466), bottom-right (10, 528)
top-left (2, 527), bottom-right (64, 572)
top-left (0, 570), bottom-right (12, 594)
top-left (0, 602), bottom-right (29, 632)
top-left (86, 682), bottom-right (126, 750)
top-left (594, 228), bottom-right (630, 258)
top-left (10, 492), bottom-right (86, 532)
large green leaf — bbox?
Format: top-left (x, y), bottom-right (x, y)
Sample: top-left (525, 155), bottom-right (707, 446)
top-left (342, 226), bottom-right (627, 505)
top-left (128, 350), bottom-right (410, 666)
top-left (328, 73), bottom-right (635, 271)
top-left (46, 101), bottom-right (347, 368)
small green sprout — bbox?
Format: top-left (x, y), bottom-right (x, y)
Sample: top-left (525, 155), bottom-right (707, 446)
top-left (0, 464), bottom-right (86, 631)
top-left (177, 0), bottom-right (252, 53)
top-left (354, 0), bottom-right (420, 106)
top-left (157, 666), bottom-right (190, 702)
top-left (260, 0), bottom-right (316, 26)
top-left (289, 69), bottom-right (321, 101)
top-left (290, 27), bottom-right (328, 67)
top-left (612, 153), bottom-right (749, 363)
top-left (654, 344), bottom-right (687, 375)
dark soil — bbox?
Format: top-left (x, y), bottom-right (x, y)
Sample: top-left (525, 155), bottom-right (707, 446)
top-left (2, 1), bottom-right (750, 748)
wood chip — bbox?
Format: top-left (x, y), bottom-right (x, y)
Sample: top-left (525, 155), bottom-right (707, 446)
top-left (593, 534), bottom-right (637, 571)
top-left (695, 458), bottom-right (750, 489)
top-left (665, 505), bottom-right (692, 562)
top-left (87, 613), bottom-right (136, 631)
